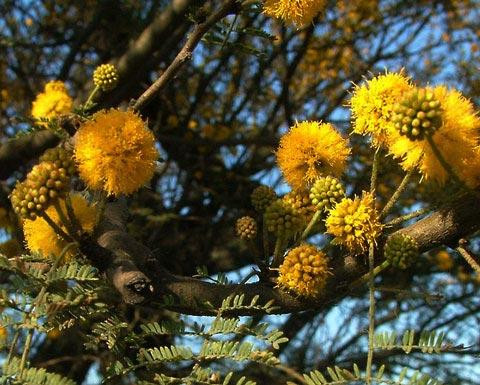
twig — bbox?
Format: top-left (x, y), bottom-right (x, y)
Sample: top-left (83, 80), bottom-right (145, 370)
top-left (65, 193), bottom-right (82, 236)
top-left (53, 200), bottom-right (78, 240)
top-left (366, 147), bottom-right (381, 384)
top-left (385, 207), bottom-right (430, 227)
top-left (365, 242), bottom-right (376, 384)
top-left (271, 235), bottom-right (285, 268)
top-left (456, 240), bottom-right (480, 276)
top-left (262, 214), bottom-right (269, 259)
top-left (370, 147), bottom-right (381, 194)
top-left (38, 211), bottom-right (74, 243)
top-left (133, 0), bottom-right (239, 111)
top-left (300, 210), bottom-right (322, 241)
top-left (379, 169), bottom-right (415, 220)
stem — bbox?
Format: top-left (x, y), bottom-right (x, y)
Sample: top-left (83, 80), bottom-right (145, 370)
top-left (53, 200), bottom-right (77, 240)
top-left (271, 235), bottom-right (285, 268)
top-left (385, 207), bottom-right (430, 227)
top-left (349, 260), bottom-right (390, 289)
top-left (370, 147), bottom-right (381, 194)
top-left (7, 331), bottom-right (20, 363)
top-left (65, 194), bottom-right (83, 236)
top-left (379, 169), bottom-right (414, 220)
top-left (365, 242), bottom-right (376, 384)
top-left (19, 329), bottom-right (33, 377)
top-left (93, 192), bottom-right (107, 238)
top-left (300, 210), bottom-right (322, 241)
top-left (38, 211), bottom-right (74, 243)
top-left (456, 244), bottom-right (480, 276)
top-left (262, 214), bottom-right (269, 259)
top-left (84, 85), bottom-right (100, 109)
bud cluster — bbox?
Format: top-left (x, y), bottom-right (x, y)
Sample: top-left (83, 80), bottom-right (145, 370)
top-left (93, 64), bottom-right (119, 91)
top-left (264, 199), bottom-right (304, 238)
top-left (251, 185), bottom-right (277, 213)
top-left (283, 190), bottom-right (316, 222)
top-left (235, 216), bottom-right (257, 240)
top-left (10, 161), bottom-right (70, 219)
top-left (309, 176), bottom-right (345, 212)
top-left (384, 233), bottom-right (418, 269)
top-left (393, 88), bottom-right (442, 140)
top-left (39, 147), bottom-right (75, 176)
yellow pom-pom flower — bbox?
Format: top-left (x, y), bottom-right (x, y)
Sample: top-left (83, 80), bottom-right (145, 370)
top-left (387, 86), bottom-right (480, 186)
top-left (263, 0), bottom-right (326, 26)
top-left (277, 244), bottom-right (329, 297)
top-left (350, 72), bottom-right (413, 147)
top-left (93, 64), bottom-right (119, 91)
top-left (31, 81), bottom-right (73, 123)
top-left (23, 194), bottom-right (97, 262)
top-left (276, 121), bottom-right (350, 190)
top-left (74, 109), bottom-right (158, 196)
top-left (325, 192), bottom-right (382, 253)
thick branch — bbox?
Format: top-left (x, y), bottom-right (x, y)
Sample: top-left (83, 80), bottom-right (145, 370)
top-left (0, 131), bottom-right (59, 180)
top-left (84, 193), bottom-right (480, 315)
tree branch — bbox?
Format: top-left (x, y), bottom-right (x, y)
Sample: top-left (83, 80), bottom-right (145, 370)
top-left (132, 0), bottom-right (240, 111)
top-left (82, 192), bottom-right (480, 315)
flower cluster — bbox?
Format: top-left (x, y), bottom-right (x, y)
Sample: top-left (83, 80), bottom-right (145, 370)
top-left (325, 193), bottom-right (382, 253)
top-left (350, 71), bottom-right (413, 146)
top-left (351, 72), bottom-right (480, 187)
top-left (263, 0), bottom-right (326, 27)
top-left (74, 109), bottom-right (158, 196)
top-left (276, 121), bottom-right (350, 190)
top-left (31, 81), bottom-right (73, 122)
top-left (277, 244), bottom-right (329, 297)
top-left (23, 194), bottom-right (97, 262)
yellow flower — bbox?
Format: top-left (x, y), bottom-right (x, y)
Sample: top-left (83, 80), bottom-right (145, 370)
top-left (276, 121), bottom-right (350, 190)
top-left (350, 72), bottom-right (413, 146)
top-left (387, 86), bottom-right (480, 186)
top-left (31, 81), bottom-right (73, 122)
top-left (23, 194), bottom-right (97, 262)
top-left (263, 0), bottom-right (326, 26)
top-left (277, 244), bottom-right (329, 297)
top-left (74, 109), bottom-right (158, 196)
top-left (325, 192), bottom-right (382, 253)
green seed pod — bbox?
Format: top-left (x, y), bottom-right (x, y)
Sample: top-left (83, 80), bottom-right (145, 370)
top-left (392, 88), bottom-right (442, 140)
top-left (309, 176), bottom-right (345, 212)
top-left (251, 185), bottom-right (277, 213)
top-left (235, 216), bottom-right (257, 240)
top-left (384, 233), bottom-right (419, 269)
